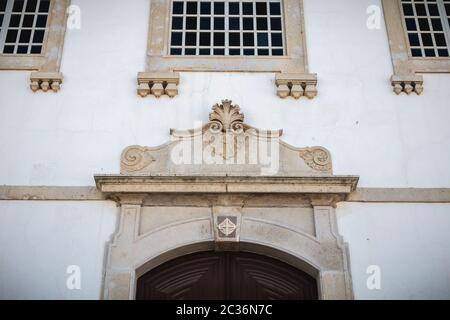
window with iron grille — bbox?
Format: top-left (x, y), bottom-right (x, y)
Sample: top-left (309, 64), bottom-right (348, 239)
top-left (400, 0), bottom-right (450, 57)
top-left (169, 0), bottom-right (286, 56)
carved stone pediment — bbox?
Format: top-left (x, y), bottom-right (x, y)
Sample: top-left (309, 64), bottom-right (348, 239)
top-left (97, 100), bottom-right (358, 301)
top-left (119, 100), bottom-right (334, 177)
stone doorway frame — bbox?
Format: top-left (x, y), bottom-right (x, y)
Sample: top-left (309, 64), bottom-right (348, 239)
top-left (95, 100), bottom-right (358, 300)
top-left (96, 177), bottom-right (357, 300)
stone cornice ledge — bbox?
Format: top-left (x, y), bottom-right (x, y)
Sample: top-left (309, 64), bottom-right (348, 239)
top-left (94, 175), bottom-right (359, 196)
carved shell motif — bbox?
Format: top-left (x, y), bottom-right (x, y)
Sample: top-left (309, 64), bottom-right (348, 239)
top-left (299, 147), bottom-right (332, 172)
top-left (209, 99), bottom-right (245, 133)
top-left (120, 146), bottom-right (155, 173)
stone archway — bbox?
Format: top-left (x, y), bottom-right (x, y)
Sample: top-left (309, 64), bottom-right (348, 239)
top-left (98, 193), bottom-right (354, 300)
top-left (95, 100), bottom-right (358, 300)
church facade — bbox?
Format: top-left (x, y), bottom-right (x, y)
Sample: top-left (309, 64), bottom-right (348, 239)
top-left (0, 0), bottom-right (450, 299)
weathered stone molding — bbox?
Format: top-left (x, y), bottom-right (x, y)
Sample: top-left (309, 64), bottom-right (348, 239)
top-left (137, 72), bottom-right (180, 98)
top-left (308, 194), bottom-right (343, 208)
top-left (141, 0), bottom-right (316, 99)
top-left (382, 0), bottom-right (450, 95)
top-left (275, 73), bottom-right (318, 99)
top-left (0, 0), bottom-right (70, 92)
top-left (96, 99), bottom-right (355, 299)
top-left (390, 74), bottom-right (424, 95)
top-left (30, 72), bottom-right (64, 93)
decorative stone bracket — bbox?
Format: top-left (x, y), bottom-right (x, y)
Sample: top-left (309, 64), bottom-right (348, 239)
top-left (95, 176), bottom-right (359, 199)
top-left (275, 73), bottom-right (318, 99)
top-left (30, 72), bottom-right (63, 93)
top-left (390, 74), bottom-right (424, 95)
top-left (137, 72), bottom-right (180, 98)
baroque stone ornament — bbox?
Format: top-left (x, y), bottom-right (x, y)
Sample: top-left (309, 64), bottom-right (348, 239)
top-left (209, 100), bottom-right (245, 132)
top-left (120, 146), bottom-right (155, 172)
top-left (299, 147), bottom-right (332, 172)
top-left (212, 209), bottom-right (242, 251)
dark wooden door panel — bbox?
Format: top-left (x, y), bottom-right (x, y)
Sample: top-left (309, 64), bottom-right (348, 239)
top-left (136, 252), bottom-right (226, 300)
top-left (136, 251), bottom-right (318, 300)
top-left (229, 254), bottom-right (318, 300)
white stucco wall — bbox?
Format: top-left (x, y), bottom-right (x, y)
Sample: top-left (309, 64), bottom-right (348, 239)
top-left (0, 201), bottom-right (117, 299)
top-left (0, 0), bottom-right (450, 299)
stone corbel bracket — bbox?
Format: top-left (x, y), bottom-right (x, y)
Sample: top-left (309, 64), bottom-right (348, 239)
top-left (275, 73), bottom-right (318, 99)
top-left (30, 72), bottom-right (63, 93)
top-left (390, 74), bottom-right (424, 95)
top-left (137, 72), bottom-right (180, 98)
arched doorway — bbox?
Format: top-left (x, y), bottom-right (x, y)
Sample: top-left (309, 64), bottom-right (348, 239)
top-left (136, 251), bottom-right (318, 300)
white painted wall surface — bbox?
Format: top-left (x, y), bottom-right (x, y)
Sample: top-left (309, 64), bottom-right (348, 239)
top-left (337, 203), bottom-right (450, 299)
top-left (0, 201), bottom-right (117, 299)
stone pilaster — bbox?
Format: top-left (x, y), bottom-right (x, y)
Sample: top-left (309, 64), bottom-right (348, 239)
top-left (103, 194), bottom-right (145, 300)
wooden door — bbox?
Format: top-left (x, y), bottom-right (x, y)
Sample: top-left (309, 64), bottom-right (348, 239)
top-left (136, 251), bottom-right (318, 300)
